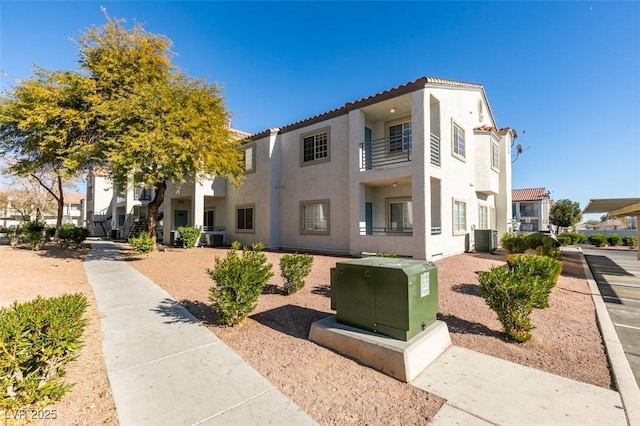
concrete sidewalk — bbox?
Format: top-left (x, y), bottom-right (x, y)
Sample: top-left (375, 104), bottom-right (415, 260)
top-left (84, 240), bottom-right (636, 425)
top-left (415, 346), bottom-right (626, 426)
top-left (413, 246), bottom-right (636, 426)
top-left (84, 241), bottom-right (315, 426)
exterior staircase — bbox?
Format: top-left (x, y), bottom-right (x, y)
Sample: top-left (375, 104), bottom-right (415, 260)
top-left (127, 221), bottom-right (149, 239)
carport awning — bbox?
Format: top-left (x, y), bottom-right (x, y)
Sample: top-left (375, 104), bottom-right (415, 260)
top-left (583, 198), bottom-right (640, 216)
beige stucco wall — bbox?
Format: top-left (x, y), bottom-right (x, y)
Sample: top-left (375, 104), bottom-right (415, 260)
top-left (278, 117), bottom-right (351, 253)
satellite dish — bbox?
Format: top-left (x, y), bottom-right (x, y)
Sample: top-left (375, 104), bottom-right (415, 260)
top-left (517, 144), bottom-right (523, 154)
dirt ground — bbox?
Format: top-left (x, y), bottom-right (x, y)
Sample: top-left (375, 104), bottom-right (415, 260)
top-left (0, 244), bottom-right (117, 426)
top-left (125, 245), bottom-right (612, 425)
top-left (1, 241), bottom-right (613, 426)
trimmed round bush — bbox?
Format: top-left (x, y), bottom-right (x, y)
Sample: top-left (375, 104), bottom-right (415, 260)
top-left (208, 242), bottom-right (274, 326)
top-left (622, 236), bottom-right (637, 248)
top-left (588, 233), bottom-right (607, 247)
top-left (129, 231), bottom-right (155, 255)
top-left (500, 232), bottom-right (528, 254)
top-left (556, 235), bottom-right (572, 246)
top-left (177, 226), bottom-right (201, 249)
top-left (607, 234), bottom-right (622, 247)
top-left (280, 253), bottom-right (313, 295)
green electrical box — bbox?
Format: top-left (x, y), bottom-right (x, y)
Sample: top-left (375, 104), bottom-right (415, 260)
top-left (330, 257), bottom-right (438, 341)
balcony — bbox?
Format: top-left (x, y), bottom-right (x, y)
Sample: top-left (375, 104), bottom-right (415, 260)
top-left (359, 226), bottom-right (413, 236)
top-left (360, 134), bottom-right (412, 171)
top-left (134, 187), bottom-right (152, 201)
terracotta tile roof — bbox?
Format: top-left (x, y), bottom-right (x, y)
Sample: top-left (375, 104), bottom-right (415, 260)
top-left (474, 126), bottom-right (518, 138)
top-left (252, 76), bottom-right (487, 139)
top-left (90, 168), bottom-right (112, 177)
top-left (64, 193), bottom-right (85, 204)
top-left (512, 188), bottom-right (550, 202)
top-left (230, 128), bottom-right (252, 139)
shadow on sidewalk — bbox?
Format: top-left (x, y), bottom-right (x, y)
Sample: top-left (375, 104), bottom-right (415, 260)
top-left (151, 298), bottom-right (217, 325)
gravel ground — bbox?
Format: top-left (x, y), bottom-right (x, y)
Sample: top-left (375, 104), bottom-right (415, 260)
top-left (125, 245), bottom-right (613, 425)
top-left (0, 244), bottom-right (117, 426)
top-left (0, 241), bottom-right (613, 426)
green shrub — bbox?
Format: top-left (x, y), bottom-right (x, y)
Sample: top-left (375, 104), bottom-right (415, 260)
top-left (6, 226), bottom-right (21, 247)
top-left (622, 236), bottom-right (637, 248)
top-left (177, 226), bottom-right (201, 249)
top-left (208, 242), bottom-right (274, 326)
top-left (22, 221), bottom-right (48, 251)
top-left (556, 235), bottom-right (572, 246)
top-left (588, 233), bottom-right (607, 247)
top-left (607, 233), bottom-right (622, 247)
top-left (129, 231), bottom-right (155, 256)
top-left (59, 224), bottom-right (90, 248)
top-left (280, 253), bottom-right (313, 295)
top-left (0, 293), bottom-right (87, 409)
top-left (506, 254), bottom-right (562, 308)
top-left (536, 238), bottom-right (561, 259)
top-left (524, 232), bottom-right (546, 250)
top-left (500, 232), bottom-right (528, 254)
top-left (478, 265), bottom-right (544, 342)
top-left (561, 231), bottom-right (586, 244)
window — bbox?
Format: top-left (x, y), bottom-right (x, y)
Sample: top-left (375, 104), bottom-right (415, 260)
top-left (301, 129), bottom-right (329, 164)
top-left (491, 142), bottom-right (499, 170)
top-left (236, 205), bottom-right (254, 232)
top-left (134, 186), bottom-right (152, 201)
top-left (244, 146), bottom-right (255, 173)
top-left (389, 121), bottom-right (412, 153)
top-left (452, 122), bottom-right (465, 159)
top-left (300, 200), bottom-right (329, 235)
top-left (387, 198), bottom-right (412, 233)
top-left (203, 210), bottom-right (214, 230)
top-left (453, 200), bottom-right (466, 234)
top-left (479, 205), bottom-right (489, 229)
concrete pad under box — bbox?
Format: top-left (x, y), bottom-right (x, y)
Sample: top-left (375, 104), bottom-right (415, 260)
top-left (309, 315), bottom-right (451, 382)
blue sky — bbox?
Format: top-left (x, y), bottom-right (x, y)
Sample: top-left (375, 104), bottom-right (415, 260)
top-left (1, 1), bottom-right (639, 220)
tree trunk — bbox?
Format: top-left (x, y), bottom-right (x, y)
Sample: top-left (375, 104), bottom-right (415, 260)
top-left (147, 181), bottom-right (166, 246)
top-left (55, 175), bottom-right (64, 239)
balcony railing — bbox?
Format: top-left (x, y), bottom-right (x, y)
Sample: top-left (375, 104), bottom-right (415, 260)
top-left (360, 134), bottom-right (412, 171)
top-left (359, 226), bottom-right (413, 236)
top-left (359, 132), bottom-right (441, 170)
top-left (134, 187), bottom-right (152, 201)
top-left (430, 133), bottom-right (441, 166)
top-left (431, 226), bottom-right (442, 235)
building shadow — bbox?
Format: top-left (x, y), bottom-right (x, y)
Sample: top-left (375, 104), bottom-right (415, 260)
top-left (250, 304), bottom-right (332, 339)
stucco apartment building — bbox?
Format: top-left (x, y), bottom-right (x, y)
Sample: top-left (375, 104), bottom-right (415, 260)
top-left (0, 190), bottom-right (85, 228)
top-left (86, 168), bottom-right (158, 239)
top-left (512, 187), bottom-right (552, 232)
top-left (155, 76), bottom-right (516, 260)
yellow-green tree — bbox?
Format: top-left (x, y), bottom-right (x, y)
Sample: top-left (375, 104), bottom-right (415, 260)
top-left (78, 15), bottom-right (243, 242)
top-left (0, 68), bottom-right (95, 237)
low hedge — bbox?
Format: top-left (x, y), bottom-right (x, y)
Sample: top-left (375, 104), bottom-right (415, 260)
top-left (0, 294), bottom-right (88, 409)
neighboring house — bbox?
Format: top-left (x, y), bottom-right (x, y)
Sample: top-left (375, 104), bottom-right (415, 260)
top-left (0, 189), bottom-right (85, 228)
top-left (512, 187), bottom-right (551, 232)
top-left (86, 168), bottom-right (160, 239)
top-left (157, 76), bottom-right (515, 260)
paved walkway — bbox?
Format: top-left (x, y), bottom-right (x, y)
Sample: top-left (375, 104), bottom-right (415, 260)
top-left (415, 247), bottom-right (638, 426)
top-left (84, 241), bottom-right (638, 425)
top-left (84, 241), bottom-right (315, 426)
